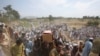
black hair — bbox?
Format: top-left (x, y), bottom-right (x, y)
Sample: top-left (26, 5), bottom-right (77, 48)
top-left (89, 39), bottom-right (93, 43)
top-left (55, 41), bottom-right (63, 47)
top-left (16, 38), bottom-right (23, 45)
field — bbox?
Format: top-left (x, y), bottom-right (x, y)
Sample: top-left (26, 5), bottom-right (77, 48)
top-left (8, 19), bottom-right (100, 29)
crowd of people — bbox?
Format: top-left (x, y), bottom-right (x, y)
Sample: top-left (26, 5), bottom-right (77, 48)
top-left (69, 26), bottom-right (100, 40)
top-left (10, 35), bottom-right (93, 56)
top-left (0, 22), bottom-right (98, 56)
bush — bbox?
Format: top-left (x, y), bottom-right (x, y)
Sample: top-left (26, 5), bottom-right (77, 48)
top-left (86, 21), bottom-right (99, 26)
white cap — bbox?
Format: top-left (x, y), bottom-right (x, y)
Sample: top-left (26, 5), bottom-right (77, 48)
top-left (73, 43), bottom-right (78, 46)
top-left (89, 37), bottom-right (93, 40)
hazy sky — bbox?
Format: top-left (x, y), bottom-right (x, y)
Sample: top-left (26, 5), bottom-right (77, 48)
top-left (0, 0), bottom-right (100, 17)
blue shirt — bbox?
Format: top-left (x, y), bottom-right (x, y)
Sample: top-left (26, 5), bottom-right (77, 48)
top-left (82, 41), bottom-right (93, 56)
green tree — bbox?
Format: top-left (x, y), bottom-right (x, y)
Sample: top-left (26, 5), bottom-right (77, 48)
top-left (3, 5), bottom-right (20, 19)
top-left (48, 15), bottom-right (53, 21)
top-left (12, 10), bottom-right (20, 19)
top-left (95, 16), bottom-right (99, 19)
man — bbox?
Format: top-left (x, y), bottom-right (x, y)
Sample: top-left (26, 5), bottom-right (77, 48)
top-left (82, 38), bottom-right (93, 56)
top-left (64, 43), bottom-right (71, 56)
top-left (11, 38), bottom-right (26, 56)
top-left (0, 29), bottom-right (10, 46)
top-left (49, 41), bottom-right (64, 56)
top-left (25, 38), bottom-right (33, 56)
top-left (71, 43), bottom-right (78, 56)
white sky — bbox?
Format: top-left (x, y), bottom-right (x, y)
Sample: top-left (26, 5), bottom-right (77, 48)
top-left (0, 0), bottom-right (100, 17)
